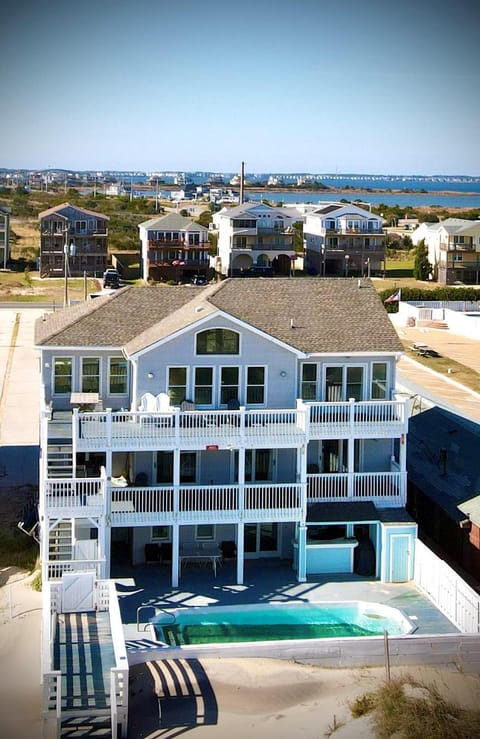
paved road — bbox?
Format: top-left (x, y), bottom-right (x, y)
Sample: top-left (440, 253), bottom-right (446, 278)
top-left (391, 316), bottom-right (480, 423)
top-left (0, 307), bottom-right (45, 485)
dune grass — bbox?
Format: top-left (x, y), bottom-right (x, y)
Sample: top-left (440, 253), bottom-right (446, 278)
top-left (349, 675), bottom-right (480, 739)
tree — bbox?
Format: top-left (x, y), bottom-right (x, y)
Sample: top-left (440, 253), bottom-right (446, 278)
top-left (413, 240), bottom-right (432, 281)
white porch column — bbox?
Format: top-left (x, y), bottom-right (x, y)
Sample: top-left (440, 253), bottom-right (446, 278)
top-left (297, 523), bottom-right (307, 582)
top-left (347, 401), bottom-right (355, 499)
top-left (172, 523), bottom-right (180, 588)
top-left (102, 471), bottom-right (111, 578)
top-left (236, 448), bottom-right (245, 585)
top-left (236, 522), bottom-right (244, 585)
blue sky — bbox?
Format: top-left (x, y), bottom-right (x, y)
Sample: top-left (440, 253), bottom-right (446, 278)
top-left (1, 0), bottom-right (478, 175)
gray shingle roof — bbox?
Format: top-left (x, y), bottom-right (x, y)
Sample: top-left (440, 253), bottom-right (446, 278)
top-left (35, 278), bottom-right (403, 355)
top-left (138, 213), bottom-right (208, 232)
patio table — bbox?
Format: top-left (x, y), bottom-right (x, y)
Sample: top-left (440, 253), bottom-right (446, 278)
top-left (179, 549), bottom-right (222, 577)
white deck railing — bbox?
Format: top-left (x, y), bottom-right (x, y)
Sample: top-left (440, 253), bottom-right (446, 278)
top-left (74, 406), bottom-right (307, 451)
top-left (308, 399), bottom-right (407, 438)
top-left (46, 558), bottom-right (105, 581)
top-left (414, 539), bottom-right (480, 633)
top-left (110, 482), bottom-right (303, 524)
top-left (107, 580), bottom-right (129, 738)
top-left (62, 399), bottom-right (407, 451)
top-left (44, 478), bottom-right (104, 513)
top-left (307, 471), bottom-right (405, 506)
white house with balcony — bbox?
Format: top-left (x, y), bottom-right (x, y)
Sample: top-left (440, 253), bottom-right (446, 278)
top-left (411, 218), bottom-right (480, 285)
top-left (35, 278), bottom-right (415, 591)
top-left (304, 203), bottom-right (385, 277)
top-left (213, 202), bottom-right (296, 276)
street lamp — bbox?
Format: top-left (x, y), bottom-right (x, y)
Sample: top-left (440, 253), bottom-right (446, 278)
top-left (344, 253), bottom-right (350, 277)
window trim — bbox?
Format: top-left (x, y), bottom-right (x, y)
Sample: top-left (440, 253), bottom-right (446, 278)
top-left (167, 365), bottom-right (189, 406)
top-left (323, 363), bottom-right (367, 402)
top-left (53, 356), bottom-right (73, 396)
top-left (81, 356), bottom-right (101, 394)
top-left (108, 357), bottom-right (129, 396)
top-left (245, 364), bottom-right (266, 406)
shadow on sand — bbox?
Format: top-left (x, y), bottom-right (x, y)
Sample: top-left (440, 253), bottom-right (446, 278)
top-left (128, 658), bottom-right (218, 738)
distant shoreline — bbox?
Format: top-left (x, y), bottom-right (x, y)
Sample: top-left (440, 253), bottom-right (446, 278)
top-left (137, 183), bottom-right (480, 198)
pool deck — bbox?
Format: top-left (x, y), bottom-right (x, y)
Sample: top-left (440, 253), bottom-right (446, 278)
top-left (113, 559), bottom-right (458, 648)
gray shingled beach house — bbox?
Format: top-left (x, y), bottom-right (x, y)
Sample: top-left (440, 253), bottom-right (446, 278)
top-left (36, 277), bottom-right (415, 588)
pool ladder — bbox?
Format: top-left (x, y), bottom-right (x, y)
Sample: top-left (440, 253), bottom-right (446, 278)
top-left (137, 605), bottom-right (176, 632)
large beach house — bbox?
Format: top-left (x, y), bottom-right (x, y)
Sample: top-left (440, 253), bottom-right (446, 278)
top-left (35, 278), bottom-right (415, 590)
top-left (303, 203), bottom-right (385, 277)
top-left (138, 213), bottom-right (211, 283)
top-left (213, 202), bottom-right (297, 276)
top-left (411, 218), bottom-right (480, 285)
top-left (38, 202), bottom-right (109, 278)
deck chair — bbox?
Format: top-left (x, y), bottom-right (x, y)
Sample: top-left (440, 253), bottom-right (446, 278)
top-left (139, 392), bottom-right (157, 412)
top-left (156, 392), bottom-right (171, 412)
top-left (181, 399), bottom-right (195, 411)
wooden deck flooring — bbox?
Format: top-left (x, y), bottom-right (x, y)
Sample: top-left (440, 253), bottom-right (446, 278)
top-left (54, 611), bottom-right (115, 711)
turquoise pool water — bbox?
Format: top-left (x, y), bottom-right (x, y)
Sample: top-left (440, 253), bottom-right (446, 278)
top-left (152, 601), bottom-right (413, 646)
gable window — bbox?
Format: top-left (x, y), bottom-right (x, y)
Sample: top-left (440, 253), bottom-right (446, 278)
top-left (168, 367), bottom-right (187, 405)
top-left (301, 364), bottom-right (317, 400)
top-left (371, 363), bottom-right (387, 399)
top-left (53, 357), bottom-right (72, 394)
top-left (76, 220), bottom-right (87, 232)
top-left (195, 367), bottom-right (213, 405)
top-left (196, 328), bottom-right (239, 355)
top-left (220, 366), bottom-right (239, 404)
top-left (81, 357), bottom-right (100, 393)
top-left (246, 366), bottom-right (265, 404)
top-left (109, 358), bottom-right (128, 394)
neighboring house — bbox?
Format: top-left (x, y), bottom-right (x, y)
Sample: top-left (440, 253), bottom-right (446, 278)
top-left (35, 278), bottom-right (415, 591)
top-left (213, 202), bottom-right (296, 276)
top-left (303, 203), bottom-right (385, 277)
top-left (407, 406), bottom-right (480, 585)
top-left (0, 205), bottom-right (10, 268)
top-left (38, 202), bottom-right (109, 278)
top-left (411, 218), bottom-right (480, 285)
top-left (138, 213), bottom-right (210, 283)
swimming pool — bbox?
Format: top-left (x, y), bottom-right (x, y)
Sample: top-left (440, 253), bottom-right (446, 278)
top-left (151, 601), bottom-right (414, 646)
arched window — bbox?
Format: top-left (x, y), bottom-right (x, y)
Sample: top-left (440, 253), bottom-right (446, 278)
top-left (196, 328), bottom-right (239, 355)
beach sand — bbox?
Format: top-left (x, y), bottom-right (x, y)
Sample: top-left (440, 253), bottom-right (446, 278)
top-left (0, 568), bottom-right (43, 739)
top-left (1, 570), bottom-right (479, 739)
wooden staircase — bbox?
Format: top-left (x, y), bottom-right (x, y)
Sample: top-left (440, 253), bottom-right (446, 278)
top-left (48, 444), bottom-right (74, 478)
top-left (49, 520), bottom-right (73, 563)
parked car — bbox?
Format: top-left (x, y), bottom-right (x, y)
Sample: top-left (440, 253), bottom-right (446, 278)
top-left (241, 266), bottom-right (274, 278)
top-left (103, 268), bottom-right (120, 289)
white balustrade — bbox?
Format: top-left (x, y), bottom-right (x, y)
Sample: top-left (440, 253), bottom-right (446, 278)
top-left (45, 478), bottom-right (104, 513)
top-left (46, 559), bottom-right (104, 580)
top-left (307, 471), bottom-right (405, 505)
